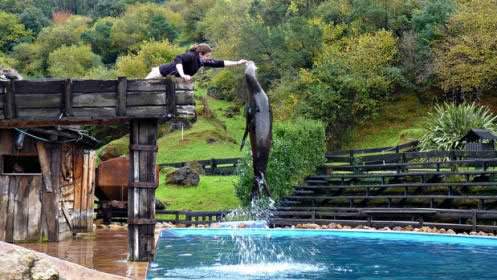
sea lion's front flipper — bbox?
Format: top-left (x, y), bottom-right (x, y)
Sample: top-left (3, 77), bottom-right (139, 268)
top-left (240, 105), bottom-right (253, 151)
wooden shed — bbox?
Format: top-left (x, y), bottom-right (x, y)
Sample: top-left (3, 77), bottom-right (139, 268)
top-left (460, 128), bottom-right (497, 151)
top-left (0, 126), bottom-right (98, 243)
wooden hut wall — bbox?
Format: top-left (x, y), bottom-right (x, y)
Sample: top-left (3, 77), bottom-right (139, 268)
top-left (0, 131), bottom-right (96, 242)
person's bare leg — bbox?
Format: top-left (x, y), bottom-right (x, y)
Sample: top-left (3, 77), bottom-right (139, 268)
top-left (145, 67), bottom-right (162, 79)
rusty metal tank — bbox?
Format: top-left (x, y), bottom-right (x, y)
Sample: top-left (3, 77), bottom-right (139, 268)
top-left (96, 156), bottom-right (159, 201)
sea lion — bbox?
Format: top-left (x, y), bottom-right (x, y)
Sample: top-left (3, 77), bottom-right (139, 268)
top-left (240, 61), bottom-right (272, 199)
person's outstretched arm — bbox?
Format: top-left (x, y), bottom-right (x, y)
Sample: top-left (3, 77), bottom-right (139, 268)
top-left (224, 60), bottom-right (248, 67)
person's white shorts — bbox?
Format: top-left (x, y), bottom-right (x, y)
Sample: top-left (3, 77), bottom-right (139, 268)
top-left (145, 67), bottom-right (163, 79)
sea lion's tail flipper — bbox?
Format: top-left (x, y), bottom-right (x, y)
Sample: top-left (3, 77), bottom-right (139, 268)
top-left (240, 105), bottom-right (252, 151)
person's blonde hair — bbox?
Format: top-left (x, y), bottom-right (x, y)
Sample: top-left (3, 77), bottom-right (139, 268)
top-left (189, 43), bottom-right (212, 55)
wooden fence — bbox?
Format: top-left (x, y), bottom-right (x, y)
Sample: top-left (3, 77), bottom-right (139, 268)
top-left (159, 157), bottom-right (241, 175)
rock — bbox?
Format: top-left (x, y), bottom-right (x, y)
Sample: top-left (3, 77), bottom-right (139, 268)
top-left (327, 223), bottom-right (337, 229)
top-left (413, 228), bottom-right (421, 232)
top-left (393, 226), bottom-right (402, 231)
top-left (438, 228), bottom-right (447, 234)
top-left (342, 225), bottom-right (352, 230)
top-left (380, 227), bottom-right (391, 231)
top-left (176, 224), bottom-right (187, 228)
top-left (470, 231), bottom-right (478, 235)
top-left (336, 224), bottom-right (343, 229)
top-left (420, 226), bottom-right (431, 233)
top-left (238, 223), bottom-right (248, 228)
top-left (447, 229), bottom-right (456, 235)
top-left (166, 166), bottom-right (200, 186)
top-left (32, 259), bottom-right (58, 280)
top-left (478, 231), bottom-right (487, 236)
top-left (155, 200), bottom-right (167, 210)
top-left (403, 225), bottom-right (414, 231)
top-left (185, 161), bottom-right (205, 175)
top-left (210, 223), bottom-right (221, 228)
top-left (0, 246), bottom-right (59, 280)
top-left (300, 223), bottom-right (320, 230)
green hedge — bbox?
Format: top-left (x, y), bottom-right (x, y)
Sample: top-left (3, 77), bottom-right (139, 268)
top-left (235, 118), bottom-right (326, 206)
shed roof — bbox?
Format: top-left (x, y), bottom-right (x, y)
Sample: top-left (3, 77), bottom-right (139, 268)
top-left (461, 128), bottom-right (497, 141)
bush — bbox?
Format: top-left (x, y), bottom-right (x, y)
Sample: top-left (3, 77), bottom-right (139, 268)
top-left (115, 40), bottom-right (183, 78)
top-left (235, 118), bottom-right (326, 206)
top-left (47, 44), bottom-right (102, 78)
top-left (420, 103), bottom-right (497, 151)
top-left (207, 69), bottom-right (244, 102)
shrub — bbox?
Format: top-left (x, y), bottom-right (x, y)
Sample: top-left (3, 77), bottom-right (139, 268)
top-left (420, 103), bottom-right (497, 151)
top-left (47, 44), bottom-right (102, 78)
top-left (235, 118), bottom-right (326, 206)
top-left (207, 69), bottom-right (244, 102)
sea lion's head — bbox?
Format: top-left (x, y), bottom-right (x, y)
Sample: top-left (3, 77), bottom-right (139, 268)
top-left (245, 61), bottom-right (257, 78)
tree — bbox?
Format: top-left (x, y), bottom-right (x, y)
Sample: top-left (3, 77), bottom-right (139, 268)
top-left (111, 3), bottom-right (183, 54)
top-left (116, 40), bottom-right (183, 78)
top-left (13, 15), bottom-right (90, 75)
top-left (81, 17), bottom-right (119, 64)
top-left (47, 44), bottom-right (103, 78)
top-left (0, 11), bottom-right (31, 52)
top-left (19, 6), bottom-right (50, 34)
top-left (433, 0), bottom-right (497, 99)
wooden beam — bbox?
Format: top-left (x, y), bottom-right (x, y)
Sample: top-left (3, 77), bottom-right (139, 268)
top-left (63, 79), bottom-right (73, 117)
top-left (128, 119), bottom-right (158, 261)
top-left (117, 77), bottom-right (127, 116)
top-left (165, 77), bottom-right (176, 118)
top-left (5, 80), bottom-right (15, 119)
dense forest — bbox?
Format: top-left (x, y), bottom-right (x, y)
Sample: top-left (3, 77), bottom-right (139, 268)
top-left (1, 0), bottom-right (496, 148)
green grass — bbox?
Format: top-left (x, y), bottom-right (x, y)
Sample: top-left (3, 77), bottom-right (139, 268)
top-left (155, 175), bottom-right (240, 211)
top-left (344, 94), bottom-right (430, 149)
top-left (99, 88), bottom-right (246, 163)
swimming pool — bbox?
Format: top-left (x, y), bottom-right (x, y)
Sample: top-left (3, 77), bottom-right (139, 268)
top-left (148, 228), bottom-right (497, 279)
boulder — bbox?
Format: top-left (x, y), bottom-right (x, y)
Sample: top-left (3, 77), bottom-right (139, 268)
top-left (0, 246), bottom-right (58, 280)
top-left (166, 166), bottom-right (200, 186)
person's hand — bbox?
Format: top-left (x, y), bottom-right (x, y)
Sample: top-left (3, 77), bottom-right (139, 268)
top-left (181, 74), bottom-right (192, 81)
top-left (238, 59), bottom-right (248, 65)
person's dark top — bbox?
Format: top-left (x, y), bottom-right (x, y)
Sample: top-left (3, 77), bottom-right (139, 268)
top-left (159, 51), bottom-right (225, 77)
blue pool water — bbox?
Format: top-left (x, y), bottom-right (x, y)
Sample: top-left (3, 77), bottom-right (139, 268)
top-left (148, 228), bottom-right (497, 280)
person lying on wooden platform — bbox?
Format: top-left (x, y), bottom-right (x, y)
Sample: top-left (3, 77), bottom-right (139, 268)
top-left (145, 43), bottom-right (247, 80)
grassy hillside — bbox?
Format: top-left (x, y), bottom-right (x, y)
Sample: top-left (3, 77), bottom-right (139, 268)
top-left (99, 88), bottom-right (244, 211)
top-left (344, 94), bottom-right (431, 150)
top-left (156, 175), bottom-right (240, 211)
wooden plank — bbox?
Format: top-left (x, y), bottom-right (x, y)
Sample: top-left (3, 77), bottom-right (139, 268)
top-left (27, 176), bottom-right (42, 240)
top-left (72, 80), bottom-right (117, 93)
top-left (46, 144), bottom-right (60, 241)
top-left (17, 108), bottom-right (61, 119)
top-left (37, 143), bottom-right (53, 192)
top-left (5, 80), bottom-right (15, 119)
top-left (5, 176), bottom-right (16, 242)
top-left (15, 94), bottom-right (61, 108)
top-left (73, 150), bottom-right (84, 231)
top-left (72, 92), bottom-right (117, 107)
top-left (126, 92), bottom-right (166, 106)
top-left (13, 176), bottom-right (29, 241)
top-left (127, 79), bottom-right (167, 92)
top-left (175, 91), bottom-right (194, 105)
top-left (0, 176), bottom-right (9, 240)
top-left (14, 80), bottom-right (64, 94)
top-left (72, 107), bottom-right (117, 118)
top-left (165, 78), bottom-right (176, 117)
top-left (126, 106), bottom-right (167, 118)
top-left (63, 79), bottom-right (73, 116)
top-left (86, 151), bottom-right (96, 232)
top-left (80, 151), bottom-right (89, 231)
top-left (117, 77), bottom-right (127, 116)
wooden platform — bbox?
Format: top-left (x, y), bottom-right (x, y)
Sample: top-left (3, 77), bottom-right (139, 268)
top-left (0, 78), bottom-right (192, 128)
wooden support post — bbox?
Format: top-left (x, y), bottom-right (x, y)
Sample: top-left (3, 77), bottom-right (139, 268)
top-left (63, 79), bottom-right (73, 117)
top-left (117, 77), bottom-right (127, 116)
top-left (128, 119), bottom-right (158, 261)
top-left (5, 80), bottom-right (15, 119)
top-left (165, 77), bottom-right (176, 118)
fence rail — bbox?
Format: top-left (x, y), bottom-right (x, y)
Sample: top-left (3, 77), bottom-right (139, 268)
top-left (159, 158), bottom-right (241, 175)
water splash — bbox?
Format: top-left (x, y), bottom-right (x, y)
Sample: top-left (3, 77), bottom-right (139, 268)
top-left (223, 197), bottom-right (276, 224)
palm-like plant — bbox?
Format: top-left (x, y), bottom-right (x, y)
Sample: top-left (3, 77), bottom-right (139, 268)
top-left (420, 103), bottom-right (497, 151)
